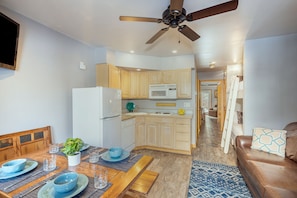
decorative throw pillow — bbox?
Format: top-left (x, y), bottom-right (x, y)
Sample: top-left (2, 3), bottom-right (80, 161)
top-left (286, 135), bottom-right (297, 162)
top-left (251, 128), bottom-right (287, 158)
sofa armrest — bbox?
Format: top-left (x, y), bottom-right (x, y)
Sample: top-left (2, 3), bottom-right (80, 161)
top-left (236, 135), bottom-right (252, 149)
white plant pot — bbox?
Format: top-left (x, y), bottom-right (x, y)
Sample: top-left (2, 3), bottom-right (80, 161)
top-left (67, 152), bottom-right (81, 166)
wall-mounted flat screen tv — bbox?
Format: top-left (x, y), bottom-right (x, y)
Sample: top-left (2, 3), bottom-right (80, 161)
top-left (0, 12), bottom-right (20, 70)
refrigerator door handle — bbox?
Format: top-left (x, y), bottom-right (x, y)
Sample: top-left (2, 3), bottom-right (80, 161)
top-left (101, 115), bottom-right (121, 120)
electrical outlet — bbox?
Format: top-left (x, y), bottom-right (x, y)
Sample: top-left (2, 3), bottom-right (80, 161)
top-left (184, 102), bottom-right (190, 108)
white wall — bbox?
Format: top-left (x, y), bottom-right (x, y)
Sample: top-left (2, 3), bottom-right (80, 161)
top-left (114, 51), bottom-right (195, 70)
top-left (0, 7), bottom-right (98, 143)
top-left (243, 34), bottom-right (297, 135)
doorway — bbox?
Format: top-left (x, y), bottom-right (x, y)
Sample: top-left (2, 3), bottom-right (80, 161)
top-left (199, 79), bottom-right (226, 131)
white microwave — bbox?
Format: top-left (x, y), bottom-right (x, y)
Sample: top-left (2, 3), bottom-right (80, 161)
top-left (149, 84), bottom-right (177, 99)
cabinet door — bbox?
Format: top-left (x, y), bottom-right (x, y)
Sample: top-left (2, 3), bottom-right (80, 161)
top-left (135, 118), bottom-right (146, 146)
top-left (138, 72), bottom-right (149, 98)
top-left (120, 69), bottom-right (130, 99)
top-left (175, 119), bottom-right (191, 151)
top-left (148, 71), bottom-right (162, 84)
top-left (130, 72), bottom-right (139, 98)
top-left (160, 124), bottom-right (174, 149)
top-left (176, 68), bottom-right (192, 98)
top-left (146, 123), bottom-right (159, 147)
top-left (162, 70), bottom-right (176, 84)
top-left (109, 64), bottom-right (120, 89)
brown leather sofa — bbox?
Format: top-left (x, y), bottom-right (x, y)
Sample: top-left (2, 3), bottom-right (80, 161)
top-left (236, 122), bottom-right (297, 198)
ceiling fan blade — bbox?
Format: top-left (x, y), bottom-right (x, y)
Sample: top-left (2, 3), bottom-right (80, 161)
top-left (170, 0), bottom-right (184, 16)
top-left (119, 16), bottom-right (162, 23)
top-left (186, 0), bottom-right (238, 21)
top-left (178, 25), bottom-right (200, 41)
top-left (146, 27), bottom-right (169, 44)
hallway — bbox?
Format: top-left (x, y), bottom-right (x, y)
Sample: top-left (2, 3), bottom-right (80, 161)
top-left (192, 115), bottom-right (237, 166)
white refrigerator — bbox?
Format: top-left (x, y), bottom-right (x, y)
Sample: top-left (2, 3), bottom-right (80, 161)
top-left (72, 87), bottom-right (122, 148)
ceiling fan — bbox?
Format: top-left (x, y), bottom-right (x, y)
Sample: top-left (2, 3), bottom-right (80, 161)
top-left (119, 0), bottom-right (238, 44)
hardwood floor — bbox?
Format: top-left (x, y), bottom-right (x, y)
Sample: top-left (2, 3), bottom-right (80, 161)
top-left (132, 115), bottom-right (237, 198)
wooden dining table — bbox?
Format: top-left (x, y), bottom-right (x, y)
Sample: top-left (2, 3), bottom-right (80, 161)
top-left (0, 147), bottom-right (153, 198)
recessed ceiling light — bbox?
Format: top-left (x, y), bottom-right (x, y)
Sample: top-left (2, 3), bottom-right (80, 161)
top-left (209, 62), bottom-right (216, 69)
top-left (136, 68), bottom-right (141, 71)
top-left (172, 50), bottom-right (177, 54)
top-left (130, 50), bottom-right (135, 53)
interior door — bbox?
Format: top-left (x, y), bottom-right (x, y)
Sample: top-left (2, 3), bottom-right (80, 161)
top-left (217, 80), bottom-right (226, 131)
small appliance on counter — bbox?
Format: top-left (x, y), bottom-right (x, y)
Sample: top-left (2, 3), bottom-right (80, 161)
top-left (178, 108), bottom-right (185, 115)
top-left (126, 102), bottom-right (135, 112)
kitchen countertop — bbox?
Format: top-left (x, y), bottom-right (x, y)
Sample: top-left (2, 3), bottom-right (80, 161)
top-left (121, 113), bottom-right (192, 121)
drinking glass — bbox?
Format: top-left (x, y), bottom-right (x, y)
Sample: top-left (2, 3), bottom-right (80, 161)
top-left (88, 149), bottom-right (100, 163)
top-left (94, 167), bottom-right (108, 189)
top-left (43, 154), bottom-right (56, 171)
top-left (49, 144), bottom-right (59, 154)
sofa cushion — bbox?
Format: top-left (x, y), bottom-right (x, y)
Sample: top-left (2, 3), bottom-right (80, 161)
top-left (264, 186), bottom-right (297, 198)
top-left (251, 128), bottom-right (287, 157)
top-left (286, 135), bottom-right (297, 162)
top-left (248, 161), bottom-right (297, 192)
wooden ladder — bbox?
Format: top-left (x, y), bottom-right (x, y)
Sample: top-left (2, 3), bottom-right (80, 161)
top-left (221, 76), bottom-right (240, 154)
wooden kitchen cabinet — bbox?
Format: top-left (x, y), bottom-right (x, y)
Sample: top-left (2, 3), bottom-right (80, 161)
top-left (96, 63), bottom-right (120, 89)
top-left (159, 119), bottom-right (175, 149)
top-left (135, 117), bottom-right (146, 146)
top-left (175, 118), bottom-right (191, 152)
top-left (162, 70), bottom-right (176, 84)
top-left (176, 68), bottom-right (192, 98)
top-left (134, 115), bottom-right (192, 155)
top-left (130, 71), bottom-right (148, 99)
top-left (148, 71), bottom-right (163, 84)
top-left (120, 69), bottom-right (130, 99)
top-left (145, 117), bottom-right (159, 147)
top-left (148, 70), bottom-right (176, 84)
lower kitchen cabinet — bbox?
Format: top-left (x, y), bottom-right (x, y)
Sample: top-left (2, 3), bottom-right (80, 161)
top-left (160, 123), bottom-right (175, 149)
top-left (146, 123), bottom-right (159, 147)
top-left (135, 117), bottom-right (146, 146)
top-left (134, 115), bottom-right (191, 155)
top-left (175, 118), bottom-right (191, 151)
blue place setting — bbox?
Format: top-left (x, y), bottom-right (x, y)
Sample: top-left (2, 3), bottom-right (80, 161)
top-left (0, 160), bottom-right (38, 180)
top-left (101, 150), bottom-right (130, 162)
top-left (37, 173), bottom-right (89, 198)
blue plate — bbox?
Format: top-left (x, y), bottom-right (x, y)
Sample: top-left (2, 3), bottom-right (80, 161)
top-left (0, 160), bottom-right (38, 179)
top-left (80, 144), bottom-right (90, 152)
top-left (37, 174), bottom-right (88, 198)
top-left (101, 150), bottom-right (130, 162)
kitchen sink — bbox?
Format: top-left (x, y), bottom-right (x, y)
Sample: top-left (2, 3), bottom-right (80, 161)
top-left (125, 112), bottom-right (148, 115)
top-left (149, 112), bottom-right (173, 116)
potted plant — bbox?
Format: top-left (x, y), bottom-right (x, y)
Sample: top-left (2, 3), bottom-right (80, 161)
top-left (61, 138), bottom-right (84, 166)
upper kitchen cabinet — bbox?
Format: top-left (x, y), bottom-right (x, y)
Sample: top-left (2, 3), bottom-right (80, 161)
top-left (130, 71), bottom-right (149, 99)
top-left (176, 68), bottom-right (191, 98)
top-left (96, 63), bottom-right (120, 89)
top-left (148, 70), bottom-right (175, 84)
top-left (148, 71), bottom-right (163, 84)
top-left (120, 69), bottom-right (130, 99)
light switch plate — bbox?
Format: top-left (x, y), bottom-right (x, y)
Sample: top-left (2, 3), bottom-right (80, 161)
top-left (79, 61), bottom-right (86, 70)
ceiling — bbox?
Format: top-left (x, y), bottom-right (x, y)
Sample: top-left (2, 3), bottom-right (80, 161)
top-left (1, 0), bottom-right (297, 71)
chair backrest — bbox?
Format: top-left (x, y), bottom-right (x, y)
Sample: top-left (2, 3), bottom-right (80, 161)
top-left (0, 126), bottom-right (52, 162)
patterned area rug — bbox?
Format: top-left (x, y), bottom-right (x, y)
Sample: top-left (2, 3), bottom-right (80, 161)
top-left (188, 161), bottom-right (252, 198)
